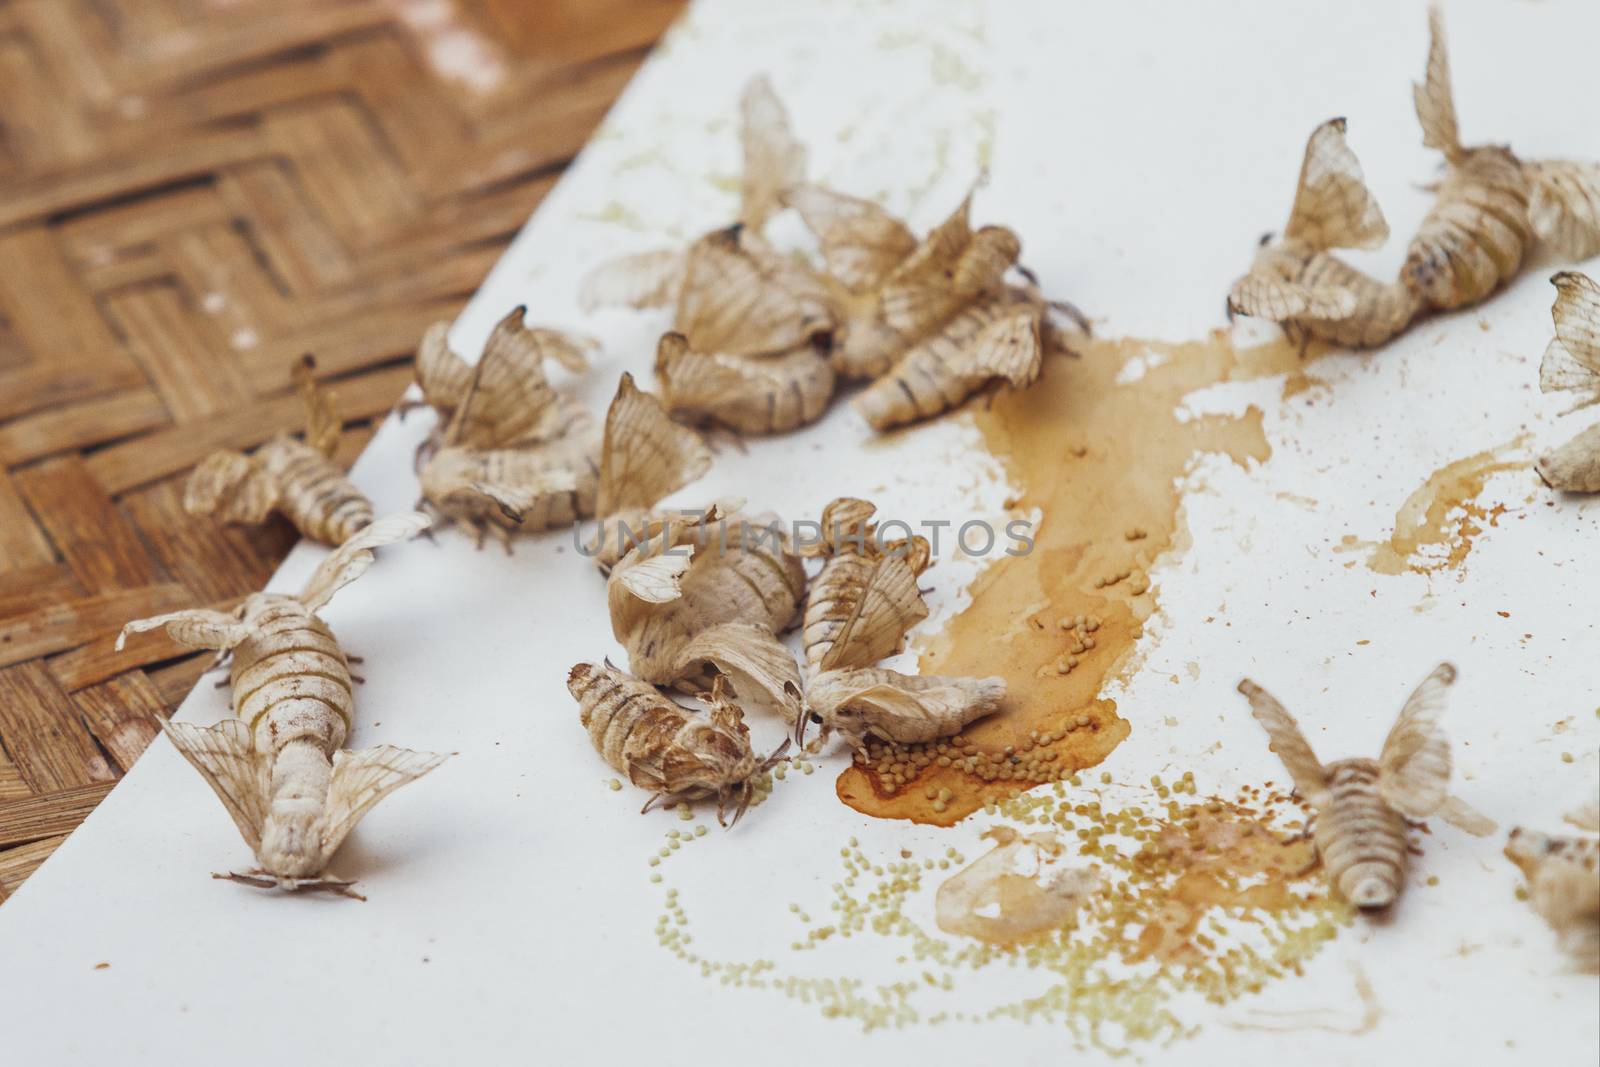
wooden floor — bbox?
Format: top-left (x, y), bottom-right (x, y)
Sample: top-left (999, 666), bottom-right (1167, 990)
top-left (0, 0), bottom-right (684, 901)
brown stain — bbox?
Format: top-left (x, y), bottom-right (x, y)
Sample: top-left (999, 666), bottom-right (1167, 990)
top-left (1361, 438), bottom-right (1529, 576)
top-left (838, 331), bottom-right (1298, 823)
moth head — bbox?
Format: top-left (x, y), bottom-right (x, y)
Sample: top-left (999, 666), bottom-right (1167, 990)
top-left (258, 803), bottom-right (329, 881)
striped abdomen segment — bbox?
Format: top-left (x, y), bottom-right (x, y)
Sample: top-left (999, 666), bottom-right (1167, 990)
top-left (1404, 148), bottom-right (1533, 310)
top-left (1297, 254), bottom-right (1421, 348)
top-left (1314, 759), bottom-right (1409, 909)
top-left (258, 437), bottom-right (372, 545)
top-left (231, 603), bottom-right (352, 755)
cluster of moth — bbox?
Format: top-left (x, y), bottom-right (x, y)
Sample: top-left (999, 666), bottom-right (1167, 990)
top-left (1230, 8), bottom-right (1599, 359)
top-left (114, 8), bottom-right (1598, 973)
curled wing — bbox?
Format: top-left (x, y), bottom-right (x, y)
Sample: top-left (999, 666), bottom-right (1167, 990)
top-left (1526, 160), bottom-right (1600, 261)
top-left (163, 719), bottom-right (269, 852)
top-left (299, 512), bottom-right (431, 613)
top-left (579, 249), bottom-right (684, 313)
top-left (117, 608), bottom-right (250, 653)
top-left (293, 354), bottom-right (342, 458)
top-left (739, 74), bottom-right (806, 230)
top-left (1377, 662), bottom-right (1457, 819)
top-left (674, 621), bottom-right (803, 724)
top-left (1237, 678), bottom-right (1329, 805)
top-left (1541, 272), bottom-right (1600, 412)
top-left (1412, 7), bottom-right (1462, 161)
top-left (785, 183), bottom-right (917, 292)
top-left (184, 449), bottom-right (280, 525)
top-left (808, 667), bottom-right (1003, 745)
top-left (1229, 272), bottom-right (1359, 325)
top-left (817, 554), bottom-right (930, 672)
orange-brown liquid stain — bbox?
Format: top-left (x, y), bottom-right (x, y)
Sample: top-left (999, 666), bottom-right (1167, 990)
top-left (1362, 437), bottom-right (1529, 576)
top-left (838, 331), bottom-right (1300, 823)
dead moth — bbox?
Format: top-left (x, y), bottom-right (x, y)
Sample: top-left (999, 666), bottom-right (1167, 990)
top-left (805, 667), bottom-right (1004, 748)
top-left (1505, 805), bottom-right (1600, 973)
top-left (186, 355), bottom-right (372, 545)
top-left (607, 506), bottom-right (806, 731)
top-left (1535, 272), bottom-right (1600, 492)
top-left (1237, 663), bottom-right (1495, 910)
top-left (412, 305), bottom-right (596, 450)
top-left (1404, 9), bottom-right (1600, 311)
top-left (800, 497), bottom-right (931, 672)
top-left (411, 307), bottom-right (604, 546)
top-left (568, 664), bottom-right (784, 825)
top-left (787, 183), bottom-right (1075, 428)
top-left (116, 514), bottom-right (445, 897)
top-left (1228, 118), bottom-right (1419, 349)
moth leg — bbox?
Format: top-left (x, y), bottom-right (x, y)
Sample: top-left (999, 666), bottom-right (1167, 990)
top-left (213, 871), bottom-right (276, 889)
top-left (346, 654), bottom-right (364, 665)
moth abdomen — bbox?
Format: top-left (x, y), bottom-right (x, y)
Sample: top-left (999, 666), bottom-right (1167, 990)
top-left (1315, 759), bottom-right (1408, 909)
top-left (261, 438), bottom-right (373, 545)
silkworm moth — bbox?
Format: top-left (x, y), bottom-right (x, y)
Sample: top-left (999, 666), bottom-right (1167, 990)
top-left (185, 355), bottom-right (372, 545)
top-left (1505, 805), bottom-right (1600, 973)
top-left (1535, 272), bottom-right (1600, 492)
top-left (579, 78), bottom-right (832, 361)
top-left (1228, 118), bottom-right (1419, 349)
top-left (1237, 663), bottom-right (1494, 910)
top-left (115, 513), bottom-right (444, 897)
top-left (568, 663), bottom-right (785, 825)
top-left (412, 305), bottom-right (595, 450)
top-left (800, 497), bottom-right (931, 672)
top-left (1403, 9), bottom-right (1600, 311)
top-left (607, 506), bottom-right (805, 731)
top-left (805, 667), bottom-right (1004, 748)
top-left (653, 331), bottom-right (836, 436)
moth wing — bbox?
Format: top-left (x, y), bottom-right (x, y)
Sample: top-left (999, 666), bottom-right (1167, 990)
top-left (441, 307), bottom-right (568, 449)
top-left (819, 555), bottom-right (931, 672)
top-left (1550, 272), bottom-right (1600, 377)
top-left (654, 332), bottom-right (757, 414)
top-left (1377, 662), bottom-right (1457, 819)
top-left (784, 183), bottom-right (917, 292)
top-left (614, 548), bottom-right (694, 604)
top-left (524, 327), bottom-right (597, 374)
top-left (1412, 7), bottom-right (1462, 161)
top-left (292, 355), bottom-right (342, 459)
top-left (579, 249), bottom-right (684, 313)
top-left (184, 449), bottom-right (280, 525)
top-left (1285, 118), bottom-right (1390, 251)
top-left (162, 719), bottom-right (269, 851)
top-left (810, 668), bottom-right (1002, 744)
top-left (1236, 679), bottom-right (1330, 805)
top-left (1525, 160), bottom-right (1600, 261)
top-left (1564, 804), bottom-right (1600, 833)
top-left (1435, 794), bottom-right (1497, 838)
top-left (674, 621), bottom-right (803, 723)
top-left (675, 227), bottom-right (828, 355)
top-left (443, 470), bottom-right (577, 527)
top-left (117, 608), bottom-right (250, 653)
top-left (595, 372), bottom-right (712, 517)
top-left (319, 745), bottom-right (449, 858)
top-left (298, 512), bottom-right (431, 613)
top-left (739, 74), bottom-right (806, 231)
top-left (1536, 422), bottom-right (1600, 493)
top-left (962, 305), bottom-right (1043, 387)
top-left (878, 195), bottom-right (1008, 335)
top-left (1228, 273), bottom-right (1358, 323)
top-left (414, 320), bottom-right (475, 412)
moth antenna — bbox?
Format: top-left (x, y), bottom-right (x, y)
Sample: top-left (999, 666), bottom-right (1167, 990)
top-left (640, 792), bottom-right (664, 815)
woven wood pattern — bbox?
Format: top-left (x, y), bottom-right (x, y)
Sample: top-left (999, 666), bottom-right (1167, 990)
top-left (0, 0), bottom-right (684, 900)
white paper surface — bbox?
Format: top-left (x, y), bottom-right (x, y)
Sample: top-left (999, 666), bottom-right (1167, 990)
top-left (1, 1), bottom-right (1596, 1063)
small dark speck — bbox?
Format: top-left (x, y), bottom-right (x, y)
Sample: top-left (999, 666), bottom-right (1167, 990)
top-left (422, 956), bottom-right (431, 964)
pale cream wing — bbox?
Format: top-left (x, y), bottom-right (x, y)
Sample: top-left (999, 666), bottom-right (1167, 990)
top-left (614, 548), bottom-right (694, 604)
top-left (414, 320), bottom-right (474, 410)
top-left (675, 227), bottom-right (829, 355)
top-left (1412, 6), bottom-right (1462, 161)
top-left (1525, 160), bottom-right (1600, 260)
top-left (596, 372), bottom-right (712, 517)
top-left (1228, 273), bottom-right (1358, 324)
top-left (819, 555), bottom-right (931, 672)
top-left (1436, 795), bottom-right (1497, 837)
top-left (739, 74), bottom-right (806, 231)
top-left (525, 327), bottom-right (597, 374)
top-left (963, 304), bottom-right (1043, 387)
top-left (784, 183), bottom-right (917, 292)
top-left (184, 449), bottom-right (280, 525)
top-left (318, 745), bottom-right (450, 858)
top-left (1285, 118), bottom-right (1389, 251)
top-left (1542, 273), bottom-right (1600, 412)
top-left (1565, 804), bottom-right (1600, 833)
top-left (1236, 679), bottom-right (1330, 805)
top-left (299, 512), bottom-right (431, 612)
top-left (808, 668), bottom-right (1003, 745)
top-left (117, 608), bottom-right (251, 653)
top-left (579, 249), bottom-right (684, 313)
top-left (292, 355), bottom-right (342, 459)
top-left (1378, 662), bottom-right (1457, 819)
top-left (673, 621), bottom-right (803, 723)
top-left (440, 471), bottom-right (577, 527)
top-left (1537, 422), bottom-right (1600, 493)
top-left (162, 719), bottom-right (269, 851)
top-left (443, 306), bottom-right (569, 449)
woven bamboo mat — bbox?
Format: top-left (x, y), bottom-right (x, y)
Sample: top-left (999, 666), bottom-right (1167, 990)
top-left (0, 0), bottom-right (684, 900)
